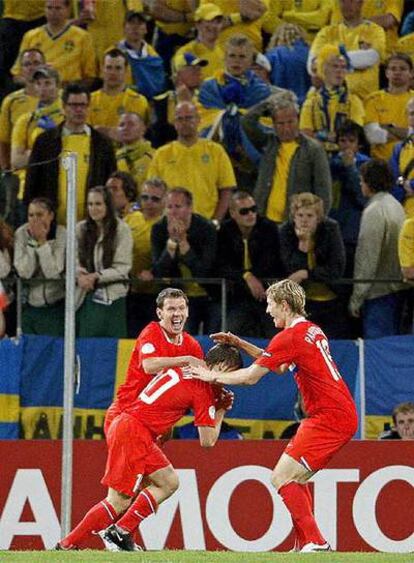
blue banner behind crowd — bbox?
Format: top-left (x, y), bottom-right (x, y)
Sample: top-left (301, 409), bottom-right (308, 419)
top-left (1, 334), bottom-right (413, 440)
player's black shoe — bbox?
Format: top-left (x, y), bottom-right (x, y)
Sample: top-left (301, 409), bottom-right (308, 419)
top-left (100, 524), bottom-right (142, 552)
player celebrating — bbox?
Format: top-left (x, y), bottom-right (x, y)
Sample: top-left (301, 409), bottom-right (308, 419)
top-left (104, 287), bottom-right (205, 433)
top-left (55, 343), bottom-right (240, 551)
top-left (191, 279), bottom-right (358, 553)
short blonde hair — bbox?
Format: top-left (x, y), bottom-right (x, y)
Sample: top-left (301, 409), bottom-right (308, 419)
top-left (289, 192), bottom-right (324, 221)
top-left (266, 279), bottom-right (307, 316)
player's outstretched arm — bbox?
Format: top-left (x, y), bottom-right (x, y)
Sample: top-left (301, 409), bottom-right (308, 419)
top-left (210, 331), bottom-right (264, 359)
top-left (143, 355), bottom-right (205, 374)
top-left (190, 363), bottom-right (268, 385)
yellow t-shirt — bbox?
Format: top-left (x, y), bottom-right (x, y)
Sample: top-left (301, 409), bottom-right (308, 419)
top-left (266, 140), bottom-right (298, 223)
top-left (398, 217), bottom-right (414, 268)
top-left (147, 139), bottom-right (236, 219)
top-left (12, 24), bottom-right (97, 83)
top-left (300, 87), bottom-right (365, 140)
top-left (396, 141), bottom-right (414, 218)
top-left (0, 89), bottom-right (38, 144)
top-left (201, 0), bottom-right (269, 51)
top-left (310, 21), bottom-right (386, 100)
top-left (3, 0), bottom-right (45, 20)
top-left (330, 0), bottom-right (403, 55)
top-left (364, 89), bottom-right (414, 160)
top-left (88, 88), bottom-right (149, 128)
top-left (58, 133), bottom-right (91, 225)
top-left (264, 0), bottom-right (333, 40)
top-left (155, 0), bottom-right (193, 37)
top-left (116, 140), bottom-right (154, 191)
top-left (12, 99), bottom-right (64, 152)
top-left (173, 40), bottom-right (225, 81)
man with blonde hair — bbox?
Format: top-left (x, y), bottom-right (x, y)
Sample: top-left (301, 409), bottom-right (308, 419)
top-left (190, 278), bottom-right (358, 553)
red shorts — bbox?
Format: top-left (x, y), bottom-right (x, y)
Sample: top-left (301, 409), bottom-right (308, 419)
top-left (284, 417), bottom-right (354, 472)
top-left (101, 413), bottom-right (170, 497)
top-left (104, 401), bottom-right (121, 437)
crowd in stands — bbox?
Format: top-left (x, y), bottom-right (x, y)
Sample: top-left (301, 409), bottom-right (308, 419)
top-left (1, 0), bottom-right (414, 341)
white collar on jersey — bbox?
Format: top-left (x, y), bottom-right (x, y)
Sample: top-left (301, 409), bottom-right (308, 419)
top-left (160, 325), bottom-right (183, 345)
top-left (289, 316), bottom-right (307, 328)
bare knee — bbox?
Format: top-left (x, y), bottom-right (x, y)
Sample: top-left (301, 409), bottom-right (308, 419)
top-left (106, 489), bottom-right (132, 514)
top-left (164, 471), bottom-right (179, 496)
top-left (271, 472), bottom-right (289, 492)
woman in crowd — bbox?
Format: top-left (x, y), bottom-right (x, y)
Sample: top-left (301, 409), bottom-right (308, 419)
top-left (76, 185), bottom-right (133, 338)
top-left (279, 192), bottom-right (348, 339)
top-left (14, 197), bottom-right (66, 336)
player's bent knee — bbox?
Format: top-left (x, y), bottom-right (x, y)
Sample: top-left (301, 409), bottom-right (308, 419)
top-left (107, 490), bottom-right (132, 514)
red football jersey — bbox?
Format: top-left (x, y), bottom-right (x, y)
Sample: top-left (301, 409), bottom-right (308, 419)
top-left (114, 322), bottom-right (203, 412)
top-left (126, 367), bottom-right (216, 437)
top-left (255, 317), bottom-right (357, 431)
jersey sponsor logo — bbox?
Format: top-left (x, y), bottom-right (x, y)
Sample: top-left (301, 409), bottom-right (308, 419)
top-left (141, 342), bottom-right (156, 354)
top-left (208, 405), bottom-right (216, 419)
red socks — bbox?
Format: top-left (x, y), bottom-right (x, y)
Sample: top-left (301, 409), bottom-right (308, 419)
top-left (116, 489), bottom-right (157, 534)
top-left (278, 482), bottom-right (325, 548)
top-left (60, 499), bottom-right (118, 548)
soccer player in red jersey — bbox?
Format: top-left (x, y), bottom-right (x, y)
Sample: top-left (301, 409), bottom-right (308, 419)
top-left (56, 344), bottom-right (240, 551)
top-left (191, 279), bottom-right (358, 553)
top-left (104, 287), bottom-right (205, 434)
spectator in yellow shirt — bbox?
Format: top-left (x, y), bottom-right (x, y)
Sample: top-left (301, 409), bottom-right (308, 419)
top-left (88, 48), bottom-right (149, 141)
top-left (107, 173), bottom-right (167, 336)
top-left (147, 101), bottom-right (236, 222)
top-left (0, 48), bottom-right (44, 171)
top-left (201, 0), bottom-right (268, 51)
top-left (364, 53), bottom-right (414, 161)
top-left (309, 0), bottom-right (386, 100)
top-left (173, 3), bottom-right (225, 81)
top-left (0, 0), bottom-right (45, 96)
top-left (330, 0), bottom-right (403, 57)
top-left (300, 44), bottom-right (364, 154)
top-left (11, 0), bottom-right (97, 87)
top-left (115, 112), bottom-right (154, 192)
top-left (11, 67), bottom-right (64, 176)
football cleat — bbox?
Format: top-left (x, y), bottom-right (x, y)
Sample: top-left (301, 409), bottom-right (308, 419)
top-left (300, 542), bottom-right (331, 553)
top-left (52, 542), bottom-right (78, 550)
top-left (100, 524), bottom-right (143, 552)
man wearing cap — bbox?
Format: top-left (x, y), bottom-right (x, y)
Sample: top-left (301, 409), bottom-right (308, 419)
top-left (88, 48), bottom-right (149, 141)
top-left (147, 101), bottom-right (236, 222)
top-left (11, 66), bottom-right (64, 200)
top-left (299, 44), bottom-right (364, 154)
top-left (0, 48), bottom-right (45, 172)
top-left (111, 10), bottom-right (167, 99)
top-left (11, 0), bottom-right (96, 86)
top-left (149, 53), bottom-right (207, 148)
top-left (173, 3), bottom-right (225, 81)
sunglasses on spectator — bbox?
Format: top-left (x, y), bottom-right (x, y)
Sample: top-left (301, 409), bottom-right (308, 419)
top-left (238, 205), bottom-right (257, 216)
top-left (141, 194), bottom-right (162, 202)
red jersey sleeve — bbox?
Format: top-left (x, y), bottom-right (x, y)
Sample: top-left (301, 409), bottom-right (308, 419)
top-left (255, 329), bottom-right (295, 373)
top-left (136, 322), bottom-right (166, 364)
top-left (191, 381), bottom-right (216, 428)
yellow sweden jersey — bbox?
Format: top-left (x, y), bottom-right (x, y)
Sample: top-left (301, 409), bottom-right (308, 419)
top-left (399, 217), bottom-right (414, 267)
top-left (173, 40), bottom-right (224, 81)
top-left (311, 21), bottom-right (386, 100)
top-left (88, 88), bottom-right (149, 128)
top-left (12, 24), bottom-right (96, 82)
top-left (147, 139), bottom-right (236, 219)
top-left (364, 89), bottom-right (414, 160)
top-left (0, 89), bottom-right (38, 143)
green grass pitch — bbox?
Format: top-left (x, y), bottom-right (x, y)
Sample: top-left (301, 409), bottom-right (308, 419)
top-left (1, 551), bottom-right (413, 563)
